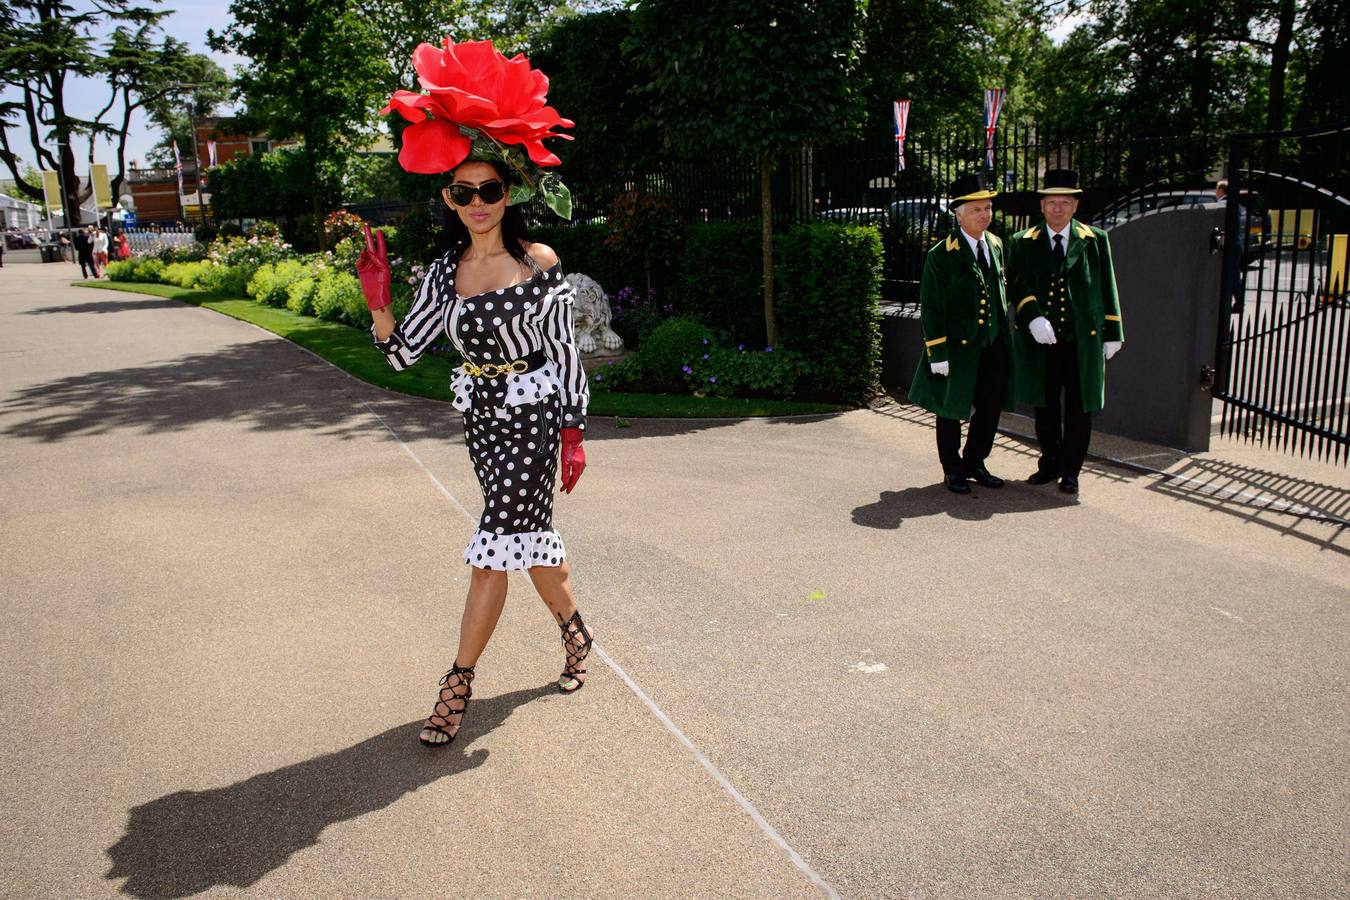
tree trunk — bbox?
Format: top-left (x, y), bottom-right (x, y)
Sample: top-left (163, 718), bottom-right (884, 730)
top-left (1266, 0), bottom-right (1296, 133)
top-left (760, 149), bottom-right (778, 347)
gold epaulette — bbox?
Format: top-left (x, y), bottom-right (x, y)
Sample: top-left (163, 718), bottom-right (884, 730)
top-left (986, 233), bottom-right (1002, 249)
top-left (1074, 223), bottom-right (1094, 240)
top-left (945, 235), bottom-right (960, 252)
top-left (1021, 227), bottom-right (1041, 240)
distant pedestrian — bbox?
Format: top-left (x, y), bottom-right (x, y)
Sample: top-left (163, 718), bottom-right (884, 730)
top-left (74, 228), bottom-right (97, 278)
top-left (59, 232), bottom-right (72, 262)
top-left (1007, 169), bottom-right (1125, 495)
top-left (92, 228), bottom-right (109, 275)
top-left (908, 171), bottom-right (1012, 494)
top-left (116, 232), bottom-right (131, 260)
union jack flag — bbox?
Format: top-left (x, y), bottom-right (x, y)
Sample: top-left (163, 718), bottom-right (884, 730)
top-left (893, 100), bottom-right (911, 172)
top-left (983, 89), bottom-right (1005, 170)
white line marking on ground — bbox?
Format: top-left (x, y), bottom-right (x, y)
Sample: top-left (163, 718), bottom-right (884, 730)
top-left (849, 662), bottom-right (889, 674)
top-left (365, 400), bottom-right (840, 899)
top-left (1209, 606), bottom-right (1252, 626)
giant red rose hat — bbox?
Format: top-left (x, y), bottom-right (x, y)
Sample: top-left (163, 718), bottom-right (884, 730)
top-left (381, 37), bottom-right (575, 219)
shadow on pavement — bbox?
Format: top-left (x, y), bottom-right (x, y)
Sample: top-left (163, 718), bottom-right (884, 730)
top-left (0, 341), bottom-right (453, 445)
top-left (22, 299), bottom-right (188, 315)
top-left (1148, 456), bottom-right (1349, 555)
top-left (105, 684), bottom-right (552, 899)
top-left (851, 482), bottom-right (1073, 528)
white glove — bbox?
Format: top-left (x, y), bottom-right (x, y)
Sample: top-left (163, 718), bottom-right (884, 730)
top-left (930, 360), bottom-right (950, 376)
top-left (1104, 340), bottom-right (1122, 360)
top-left (1028, 316), bottom-right (1057, 345)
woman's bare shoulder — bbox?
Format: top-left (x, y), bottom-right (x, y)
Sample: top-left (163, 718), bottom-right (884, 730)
top-left (524, 241), bottom-right (560, 268)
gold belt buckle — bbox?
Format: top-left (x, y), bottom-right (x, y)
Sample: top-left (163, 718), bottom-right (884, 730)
top-left (462, 359), bottom-right (529, 379)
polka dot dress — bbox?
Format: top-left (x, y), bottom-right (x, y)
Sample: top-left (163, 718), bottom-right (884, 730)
top-left (457, 290), bottom-right (567, 572)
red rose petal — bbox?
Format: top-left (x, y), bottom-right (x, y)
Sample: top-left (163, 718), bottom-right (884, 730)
top-left (399, 119), bottom-right (471, 173)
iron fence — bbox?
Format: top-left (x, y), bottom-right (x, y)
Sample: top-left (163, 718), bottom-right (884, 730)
top-left (573, 126), bottom-right (1222, 305)
top-left (1215, 122), bottom-right (1350, 463)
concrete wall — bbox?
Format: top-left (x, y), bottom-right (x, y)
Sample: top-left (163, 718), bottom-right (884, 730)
top-left (879, 206), bottom-right (1225, 452)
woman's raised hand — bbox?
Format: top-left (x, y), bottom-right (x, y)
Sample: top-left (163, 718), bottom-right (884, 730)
top-left (356, 223), bottom-right (392, 311)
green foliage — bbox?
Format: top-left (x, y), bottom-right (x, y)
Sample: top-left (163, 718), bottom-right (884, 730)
top-left (775, 222), bottom-right (882, 404)
top-left (628, 0), bottom-right (865, 158)
top-left (313, 270), bottom-right (370, 327)
top-left (607, 286), bottom-right (673, 350)
top-left (286, 276), bottom-right (318, 316)
top-left (681, 344), bottom-right (808, 399)
top-left (386, 204), bottom-right (450, 266)
top-left (673, 223), bottom-right (766, 345)
top-left (247, 258), bottom-right (311, 307)
top-left (530, 223), bottom-right (634, 295)
top-left (106, 260), bottom-right (137, 281)
top-left (635, 317), bottom-right (714, 382)
top-left (161, 261), bottom-right (211, 288)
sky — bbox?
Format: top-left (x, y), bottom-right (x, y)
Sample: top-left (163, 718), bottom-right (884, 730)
top-left (2, 0), bottom-right (246, 187)
top-left (3, 1), bottom-right (1088, 193)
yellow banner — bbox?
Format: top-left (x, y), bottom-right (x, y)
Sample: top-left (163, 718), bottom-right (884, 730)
top-left (91, 163), bottom-right (113, 208)
top-left (41, 170), bottom-right (62, 212)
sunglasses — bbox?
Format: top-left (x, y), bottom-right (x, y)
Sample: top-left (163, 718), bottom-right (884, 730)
top-left (446, 180), bottom-right (506, 206)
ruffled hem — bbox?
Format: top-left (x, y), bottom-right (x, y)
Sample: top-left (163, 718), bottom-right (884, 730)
top-left (463, 528), bottom-right (567, 571)
top-left (449, 359), bottom-right (565, 414)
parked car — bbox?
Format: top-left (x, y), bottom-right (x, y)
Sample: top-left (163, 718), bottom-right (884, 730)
top-left (888, 197), bottom-right (952, 229)
top-left (817, 206), bottom-right (889, 224)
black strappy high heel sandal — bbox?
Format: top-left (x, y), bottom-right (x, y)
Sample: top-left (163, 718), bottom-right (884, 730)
top-left (558, 610), bottom-right (594, 694)
top-left (419, 662), bottom-right (474, 747)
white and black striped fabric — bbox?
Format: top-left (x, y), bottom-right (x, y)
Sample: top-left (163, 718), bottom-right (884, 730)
top-left (372, 247), bottom-right (589, 430)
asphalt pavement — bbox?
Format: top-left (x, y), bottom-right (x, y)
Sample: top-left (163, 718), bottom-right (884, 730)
top-left (2, 261), bottom-right (1347, 899)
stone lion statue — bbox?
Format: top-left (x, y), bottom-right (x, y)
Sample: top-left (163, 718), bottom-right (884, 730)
top-left (567, 272), bottom-right (625, 357)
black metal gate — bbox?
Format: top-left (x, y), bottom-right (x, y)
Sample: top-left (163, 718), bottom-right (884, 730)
top-left (1214, 123), bottom-right (1350, 463)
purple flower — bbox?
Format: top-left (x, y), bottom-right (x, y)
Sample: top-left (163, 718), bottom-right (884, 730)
top-left (738, 343), bottom-right (745, 351)
top-left (682, 365), bottom-right (693, 374)
top-left (702, 353), bottom-right (709, 360)
top-left (708, 376), bottom-right (717, 383)
top-left (595, 374), bottom-right (604, 382)
top-left (702, 338), bottom-right (709, 345)
top-left (606, 360), bottom-right (615, 366)
top-left (765, 346), bottom-right (774, 353)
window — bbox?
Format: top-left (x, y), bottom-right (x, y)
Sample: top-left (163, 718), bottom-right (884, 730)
top-left (250, 139), bottom-right (269, 156)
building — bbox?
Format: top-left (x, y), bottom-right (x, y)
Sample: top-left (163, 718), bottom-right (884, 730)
top-left (126, 117), bottom-right (272, 224)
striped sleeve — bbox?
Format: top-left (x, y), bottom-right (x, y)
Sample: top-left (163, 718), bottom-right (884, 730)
top-left (538, 268), bottom-right (589, 430)
top-left (372, 259), bottom-right (449, 371)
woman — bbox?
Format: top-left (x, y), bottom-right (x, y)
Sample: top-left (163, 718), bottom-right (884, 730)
top-left (92, 227), bottom-right (109, 276)
top-left (361, 157), bottom-right (593, 747)
top-left (116, 231), bottom-right (131, 260)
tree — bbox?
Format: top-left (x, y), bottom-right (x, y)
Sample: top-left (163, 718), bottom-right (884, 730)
top-left (208, 0), bottom-right (392, 249)
top-left (4, 163), bottom-right (42, 201)
top-left (0, 0), bottom-right (205, 227)
top-left (142, 57), bottom-right (231, 168)
top-left (627, 0), bottom-right (864, 345)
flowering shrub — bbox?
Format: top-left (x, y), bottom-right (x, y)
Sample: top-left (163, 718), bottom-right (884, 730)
top-left (609, 286), bottom-right (673, 349)
top-left (635, 317), bottom-right (713, 382)
top-left (587, 357), bottom-right (642, 392)
top-left (286, 276), bottom-right (318, 316)
top-left (681, 343), bottom-right (807, 399)
top-left (247, 259), bottom-right (312, 307)
top-left (324, 209), bottom-right (366, 247)
top-left (161, 261), bottom-right (211, 288)
top-left (313, 270), bottom-right (368, 326)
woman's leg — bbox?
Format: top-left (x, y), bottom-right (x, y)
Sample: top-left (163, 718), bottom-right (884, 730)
top-left (529, 561), bottom-right (593, 691)
top-left (420, 565), bottom-right (508, 746)
top-left (455, 565), bottom-right (509, 666)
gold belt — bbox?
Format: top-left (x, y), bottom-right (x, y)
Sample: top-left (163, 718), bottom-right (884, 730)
top-left (461, 359), bottom-right (530, 379)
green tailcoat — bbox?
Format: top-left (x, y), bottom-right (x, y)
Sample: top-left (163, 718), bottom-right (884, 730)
top-left (1007, 219), bottom-right (1124, 412)
top-left (908, 229), bottom-right (1013, 421)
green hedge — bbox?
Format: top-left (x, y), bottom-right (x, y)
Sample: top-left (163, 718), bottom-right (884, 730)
top-left (775, 222), bottom-right (882, 404)
top-left (529, 223), bottom-right (639, 296)
top-left (672, 222), bottom-right (766, 345)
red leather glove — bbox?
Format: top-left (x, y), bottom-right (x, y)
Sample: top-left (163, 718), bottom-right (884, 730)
top-left (356, 223), bottom-right (391, 311)
top-left (560, 427), bottom-right (586, 494)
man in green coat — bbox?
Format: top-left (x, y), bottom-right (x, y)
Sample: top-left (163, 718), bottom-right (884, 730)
top-left (1007, 169), bottom-right (1124, 494)
top-left (909, 172), bottom-right (1013, 494)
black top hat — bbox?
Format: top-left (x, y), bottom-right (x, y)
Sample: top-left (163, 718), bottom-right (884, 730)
top-left (948, 172), bottom-right (998, 208)
top-left (1039, 169), bottom-right (1082, 195)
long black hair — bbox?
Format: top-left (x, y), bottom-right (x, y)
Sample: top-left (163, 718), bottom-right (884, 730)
top-left (444, 159), bottom-right (531, 266)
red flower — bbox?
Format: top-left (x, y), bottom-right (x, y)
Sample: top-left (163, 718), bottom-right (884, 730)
top-left (381, 38), bottom-right (574, 174)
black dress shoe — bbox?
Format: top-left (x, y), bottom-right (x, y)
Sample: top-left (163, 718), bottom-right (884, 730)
top-left (945, 473), bottom-right (972, 494)
top-left (1027, 470), bottom-right (1057, 485)
top-left (964, 466), bottom-right (1004, 488)
top-left (1059, 476), bottom-right (1079, 494)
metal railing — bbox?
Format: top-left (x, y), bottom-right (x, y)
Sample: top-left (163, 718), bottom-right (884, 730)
top-left (1215, 123), bottom-right (1350, 463)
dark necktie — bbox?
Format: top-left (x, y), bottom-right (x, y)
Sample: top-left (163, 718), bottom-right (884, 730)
top-left (976, 239), bottom-right (990, 274)
top-left (1053, 233), bottom-right (1065, 267)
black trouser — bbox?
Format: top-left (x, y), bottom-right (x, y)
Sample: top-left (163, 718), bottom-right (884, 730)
top-left (78, 251), bottom-right (96, 278)
top-left (1034, 341), bottom-right (1092, 478)
top-left (935, 334), bottom-right (1009, 475)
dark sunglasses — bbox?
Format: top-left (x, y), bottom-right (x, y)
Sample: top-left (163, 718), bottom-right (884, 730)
top-left (446, 180), bottom-right (506, 206)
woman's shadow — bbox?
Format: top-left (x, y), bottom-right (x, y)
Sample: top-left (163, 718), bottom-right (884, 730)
top-left (106, 685), bottom-right (550, 899)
